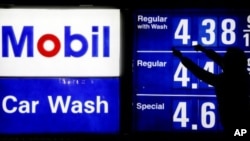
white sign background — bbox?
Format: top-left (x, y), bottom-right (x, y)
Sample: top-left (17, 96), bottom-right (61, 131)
top-left (0, 8), bottom-right (120, 77)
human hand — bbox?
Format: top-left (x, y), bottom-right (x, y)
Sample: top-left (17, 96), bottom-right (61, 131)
top-left (193, 44), bottom-right (204, 51)
top-left (172, 48), bottom-right (182, 58)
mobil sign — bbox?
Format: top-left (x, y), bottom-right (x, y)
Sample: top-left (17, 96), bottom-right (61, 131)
top-left (0, 8), bottom-right (121, 134)
top-left (0, 8), bottom-right (120, 77)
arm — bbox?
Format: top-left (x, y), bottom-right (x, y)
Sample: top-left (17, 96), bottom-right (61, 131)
top-left (194, 45), bottom-right (223, 67)
top-left (172, 48), bottom-right (217, 86)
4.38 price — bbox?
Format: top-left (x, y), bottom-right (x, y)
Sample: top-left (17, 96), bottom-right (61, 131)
top-left (173, 18), bottom-right (236, 46)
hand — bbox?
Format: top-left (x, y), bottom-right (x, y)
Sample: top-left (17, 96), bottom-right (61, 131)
top-left (193, 44), bottom-right (204, 51)
top-left (172, 48), bottom-right (182, 58)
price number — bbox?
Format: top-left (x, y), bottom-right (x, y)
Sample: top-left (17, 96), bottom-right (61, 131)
top-left (173, 60), bottom-right (218, 89)
top-left (173, 101), bottom-right (216, 130)
top-left (243, 15), bottom-right (250, 47)
top-left (173, 18), bottom-right (236, 46)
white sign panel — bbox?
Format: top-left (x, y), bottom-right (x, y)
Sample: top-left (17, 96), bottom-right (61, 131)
top-left (0, 8), bottom-right (120, 77)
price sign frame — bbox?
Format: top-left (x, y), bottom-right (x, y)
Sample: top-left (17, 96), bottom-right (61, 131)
top-left (132, 8), bottom-right (250, 133)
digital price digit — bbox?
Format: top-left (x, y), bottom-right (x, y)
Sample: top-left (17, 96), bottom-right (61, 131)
top-left (198, 60), bottom-right (216, 88)
top-left (221, 19), bottom-right (236, 45)
top-left (173, 101), bottom-right (216, 130)
top-left (200, 18), bottom-right (216, 45)
top-left (248, 58), bottom-right (250, 74)
top-left (243, 15), bottom-right (250, 47)
top-left (174, 19), bottom-right (191, 45)
top-left (173, 62), bottom-right (190, 87)
top-left (173, 102), bottom-right (190, 128)
top-left (201, 102), bottom-right (216, 128)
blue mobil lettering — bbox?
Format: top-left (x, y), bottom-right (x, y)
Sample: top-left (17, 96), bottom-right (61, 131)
top-left (1, 26), bottom-right (110, 57)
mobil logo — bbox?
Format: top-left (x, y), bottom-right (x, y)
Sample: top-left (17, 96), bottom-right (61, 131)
top-left (0, 8), bottom-right (120, 77)
top-left (1, 25), bottom-right (110, 58)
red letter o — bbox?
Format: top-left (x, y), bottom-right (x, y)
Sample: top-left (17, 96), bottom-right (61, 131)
top-left (37, 34), bottom-right (60, 57)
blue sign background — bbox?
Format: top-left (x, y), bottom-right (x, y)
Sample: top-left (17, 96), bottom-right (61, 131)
top-left (133, 9), bottom-right (250, 132)
top-left (0, 78), bottom-right (120, 134)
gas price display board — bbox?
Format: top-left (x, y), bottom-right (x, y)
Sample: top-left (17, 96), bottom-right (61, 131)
top-left (132, 9), bottom-right (250, 132)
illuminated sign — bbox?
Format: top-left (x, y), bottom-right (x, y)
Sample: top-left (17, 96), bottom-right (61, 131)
top-left (0, 8), bottom-right (120, 77)
top-left (0, 8), bottom-right (120, 134)
top-left (132, 9), bottom-right (250, 132)
top-left (0, 78), bottom-right (120, 134)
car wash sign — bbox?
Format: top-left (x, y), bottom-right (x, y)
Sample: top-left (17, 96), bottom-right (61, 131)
top-left (0, 8), bottom-right (120, 134)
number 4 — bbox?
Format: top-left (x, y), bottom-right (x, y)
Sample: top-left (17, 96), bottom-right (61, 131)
top-left (173, 102), bottom-right (189, 127)
top-left (174, 62), bottom-right (190, 87)
top-left (174, 19), bottom-right (191, 45)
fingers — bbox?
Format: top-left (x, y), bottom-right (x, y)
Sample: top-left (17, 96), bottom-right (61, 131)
top-left (193, 44), bottom-right (204, 51)
top-left (172, 47), bottom-right (182, 57)
top-left (172, 44), bottom-right (203, 57)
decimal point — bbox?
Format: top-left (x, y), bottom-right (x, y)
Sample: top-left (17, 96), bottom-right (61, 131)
top-left (192, 41), bottom-right (198, 46)
top-left (192, 83), bottom-right (198, 89)
top-left (192, 124), bottom-right (198, 130)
